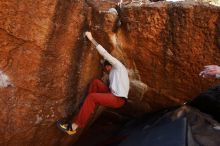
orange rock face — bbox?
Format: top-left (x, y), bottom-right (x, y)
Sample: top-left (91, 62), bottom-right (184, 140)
top-left (0, 0), bottom-right (220, 145)
top-left (119, 2), bottom-right (220, 114)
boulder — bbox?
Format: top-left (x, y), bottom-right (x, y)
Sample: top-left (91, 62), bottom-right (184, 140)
top-left (0, 0), bottom-right (220, 145)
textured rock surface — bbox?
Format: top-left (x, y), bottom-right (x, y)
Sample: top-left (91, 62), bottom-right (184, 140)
top-left (0, 0), bottom-right (88, 145)
top-left (118, 1), bottom-right (220, 115)
top-left (0, 0), bottom-right (220, 145)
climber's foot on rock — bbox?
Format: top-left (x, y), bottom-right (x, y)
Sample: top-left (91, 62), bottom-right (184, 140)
top-left (57, 120), bottom-right (77, 135)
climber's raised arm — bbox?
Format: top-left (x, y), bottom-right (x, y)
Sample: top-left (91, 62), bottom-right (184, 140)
top-left (85, 31), bottom-right (121, 68)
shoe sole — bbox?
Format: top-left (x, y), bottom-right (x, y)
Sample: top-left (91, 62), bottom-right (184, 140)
top-left (56, 120), bottom-right (68, 133)
top-left (56, 120), bottom-right (77, 135)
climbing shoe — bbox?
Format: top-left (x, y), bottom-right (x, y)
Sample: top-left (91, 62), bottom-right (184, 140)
top-left (57, 121), bottom-right (76, 135)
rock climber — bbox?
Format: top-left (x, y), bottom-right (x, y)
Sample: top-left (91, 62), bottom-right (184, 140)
top-left (57, 32), bottom-right (130, 135)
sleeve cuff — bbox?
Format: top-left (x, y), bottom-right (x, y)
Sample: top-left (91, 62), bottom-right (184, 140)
top-left (216, 74), bottom-right (220, 79)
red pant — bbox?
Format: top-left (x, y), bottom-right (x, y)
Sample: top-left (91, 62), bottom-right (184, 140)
top-left (73, 79), bottom-right (125, 128)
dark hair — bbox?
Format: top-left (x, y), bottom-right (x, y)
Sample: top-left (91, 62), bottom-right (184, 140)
top-left (103, 60), bottom-right (112, 66)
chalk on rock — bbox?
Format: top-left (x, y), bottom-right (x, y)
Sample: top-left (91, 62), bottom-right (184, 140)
top-left (0, 71), bottom-right (13, 88)
top-left (108, 8), bottom-right (118, 15)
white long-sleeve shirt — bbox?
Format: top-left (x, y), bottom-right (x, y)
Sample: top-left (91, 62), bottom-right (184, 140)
top-left (96, 44), bottom-right (129, 98)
